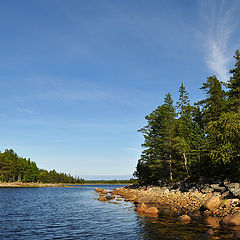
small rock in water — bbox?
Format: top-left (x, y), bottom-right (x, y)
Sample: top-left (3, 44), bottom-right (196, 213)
top-left (144, 207), bottom-right (159, 215)
top-left (228, 213), bottom-right (240, 226)
top-left (220, 214), bottom-right (232, 225)
top-left (136, 203), bottom-right (148, 213)
top-left (95, 188), bottom-right (105, 193)
top-left (177, 214), bottom-right (191, 222)
top-left (98, 196), bottom-right (107, 201)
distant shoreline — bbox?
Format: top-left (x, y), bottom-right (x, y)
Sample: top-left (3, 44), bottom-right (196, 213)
top-left (0, 182), bottom-right (66, 188)
top-left (0, 182), bottom-right (129, 188)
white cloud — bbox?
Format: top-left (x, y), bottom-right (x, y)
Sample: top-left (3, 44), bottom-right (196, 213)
top-left (199, 0), bottom-right (237, 82)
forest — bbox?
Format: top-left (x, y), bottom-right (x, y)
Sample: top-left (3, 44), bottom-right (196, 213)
top-left (0, 149), bottom-right (84, 183)
top-left (134, 50), bottom-right (240, 184)
top-left (0, 149), bottom-right (134, 184)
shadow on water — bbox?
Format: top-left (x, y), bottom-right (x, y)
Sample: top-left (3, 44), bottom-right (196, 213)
top-left (135, 208), bottom-right (240, 239)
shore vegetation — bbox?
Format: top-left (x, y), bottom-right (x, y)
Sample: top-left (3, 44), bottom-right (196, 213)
top-left (0, 149), bottom-right (84, 184)
top-left (134, 50), bottom-right (240, 184)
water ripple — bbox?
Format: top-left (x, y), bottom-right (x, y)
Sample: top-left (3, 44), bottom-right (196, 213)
top-left (0, 185), bottom-right (236, 239)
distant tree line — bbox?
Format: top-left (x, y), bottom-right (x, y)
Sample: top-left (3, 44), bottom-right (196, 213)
top-left (0, 149), bottom-right (84, 183)
top-left (83, 179), bottom-right (136, 184)
top-left (134, 50), bottom-right (240, 184)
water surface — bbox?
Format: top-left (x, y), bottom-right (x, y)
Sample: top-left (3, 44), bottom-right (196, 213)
top-left (0, 185), bottom-right (238, 239)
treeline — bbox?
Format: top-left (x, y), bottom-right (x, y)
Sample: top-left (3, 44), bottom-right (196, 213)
top-left (0, 149), bottom-right (84, 183)
top-left (134, 50), bottom-right (240, 184)
top-left (83, 179), bottom-right (136, 184)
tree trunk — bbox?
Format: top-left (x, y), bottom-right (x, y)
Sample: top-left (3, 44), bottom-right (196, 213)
top-left (169, 128), bottom-right (173, 180)
top-left (183, 152), bottom-right (189, 176)
top-left (18, 174), bottom-right (21, 182)
top-left (198, 147), bottom-right (201, 178)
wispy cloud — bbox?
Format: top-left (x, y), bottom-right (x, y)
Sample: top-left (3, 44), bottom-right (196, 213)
top-left (15, 107), bottom-right (38, 115)
top-left (35, 88), bottom-right (108, 102)
top-left (21, 76), bottom-right (146, 107)
top-left (199, 0), bottom-right (237, 82)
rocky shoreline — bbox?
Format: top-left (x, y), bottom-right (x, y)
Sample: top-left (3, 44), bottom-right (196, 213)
top-left (95, 180), bottom-right (240, 234)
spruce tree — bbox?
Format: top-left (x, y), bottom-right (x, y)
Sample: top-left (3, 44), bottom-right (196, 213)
top-left (196, 75), bottom-right (226, 123)
top-left (163, 93), bottom-right (176, 180)
top-left (228, 49), bottom-right (240, 113)
top-left (174, 84), bottom-right (192, 177)
top-left (135, 93), bottom-right (176, 183)
top-left (195, 76), bottom-right (226, 175)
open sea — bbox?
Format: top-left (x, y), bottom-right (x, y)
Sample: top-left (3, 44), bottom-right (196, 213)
top-left (0, 185), bottom-right (238, 239)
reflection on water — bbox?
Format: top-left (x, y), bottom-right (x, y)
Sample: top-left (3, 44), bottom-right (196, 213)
top-left (204, 215), bottom-right (221, 229)
top-left (138, 208), bottom-right (240, 239)
top-left (0, 185), bottom-right (239, 239)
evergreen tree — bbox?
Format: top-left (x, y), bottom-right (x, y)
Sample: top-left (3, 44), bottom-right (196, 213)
top-left (174, 84), bottom-right (192, 177)
top-left (190, 106), bottom-right (206, 178)
top-left (0, 149), bottom-right (82, 183)
top-left (176, 83), bottom-right (190, 115)
top-left (135, 93), bottom-right (176, 183)
top-left (135, 105), bottom-right (170, 184)
top-left (227, 49), bottom-right (240, 113)
top-left (196, 75), bottom-right (226, 123)
top-left (196, 76), bottom-right (226, 167)
top-left (135, 50), bottom-right (239, 184)
top-left (163, 93), bottom-right (176, 180)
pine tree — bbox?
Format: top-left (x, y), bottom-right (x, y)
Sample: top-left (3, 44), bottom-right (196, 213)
top-left (163, 93), bottom-right (176, 180)
top-left (135, 105), bottom-right (171, 183)
top-left (135, 93), bottom-right (176, 183)
top-left (174, 84), bottom-right (192, 177)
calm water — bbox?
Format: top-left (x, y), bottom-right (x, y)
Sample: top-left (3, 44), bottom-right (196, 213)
top-left (0, 185), bottom-right (238, 239)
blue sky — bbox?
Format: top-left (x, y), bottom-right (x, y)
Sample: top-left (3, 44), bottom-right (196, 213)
top-left (0, 0), bottom-right (239, 179)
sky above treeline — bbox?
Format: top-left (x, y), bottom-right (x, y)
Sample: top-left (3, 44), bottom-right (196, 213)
top-left (0, 0), bottom-right (239, 180)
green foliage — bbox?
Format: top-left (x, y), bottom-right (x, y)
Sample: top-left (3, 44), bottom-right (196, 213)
top-left (0, 149), bottom-right (83, 183)
top-left (135, 93), bottom-right (176, 183)
top-left (196, 75), bottom-right (226, 122)
top-left (135, 50), bottom-right (240, 184)
top-left (228, 50), bottom-right (240, 112)
top-left (207, 112), bottom-right (240, 163)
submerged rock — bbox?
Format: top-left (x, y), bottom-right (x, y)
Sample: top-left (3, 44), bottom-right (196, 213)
top-left (220, 214), bottom-right (233, 226)
top-left (233, 232), bottom-right (240, 239)
top-left (204, 216), bottom-right (220, 228)
top-left (177, 214), bottom-right (191, 222)
top-left (201, 228), bottom-right (214, 239)
top-left (228, 213), bottom-right (240, 226)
